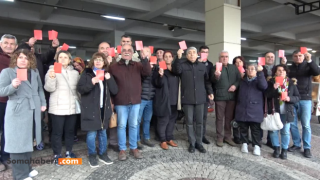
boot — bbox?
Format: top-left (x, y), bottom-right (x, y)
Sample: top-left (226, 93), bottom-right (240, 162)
top-left (273, 146), bottom-right (280, 158)
top-left (280, 149), bottom-right (287, 160)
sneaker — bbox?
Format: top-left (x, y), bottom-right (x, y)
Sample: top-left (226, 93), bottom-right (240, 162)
top-left (253, 145), bottom-right (261, 156)
top-left (53, 155), bottom-right (62, 166)
top-left (137, 141), bottom-right (144, 150)
top-left (129, 149), bottom-right (143, 159)
top-left (74, 136), bottom-right (79, 142)
top-left (288, 145), bottom-right (301, 152)
top-left (241, 143), bottom-right (248, 153)
top-left (98, 153), bottom-right (113, 165)
top-left (88, 154), bottom-right (99, 168)
top-left (36, 142), bottom-right (44, 151)
top-left (118, 150), bottom-right (127, 161)
top-left (224, 139), bottom-right (237, 147)
top-left (66, 151), bottom-right (77, 158)
top-left (0, 161), bottom-right (6, 172)
top-left (216, 139), bottom-right (224, 147)
top-left (304, 149), bottom-right (312, 158)
top-left (142, 139), bottom-right (155, 147)
top-left (29, 169), bottom-right (38, 178)
top-left (23, 177), bottom-right (33, 180)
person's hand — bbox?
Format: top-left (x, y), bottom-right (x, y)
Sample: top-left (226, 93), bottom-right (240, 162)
top-left (105, 72), bottom-right (111, 80)
top-left (107, 56), bottom-right (112, 64)
top-left (56, 46), bottom-right (62, 53)
top-left (257, 65), bottom-right (263, 72)
top-left (284, 96), bottom-right (290, 102)
top-left (52, 39), bottom-right (60, 48)
top-left (215, 70), bottom-right (221, 77)
top-left (228, 85), bottom-right (236, 92)
top-left (177, 49), bottom-right (184, 59)
top-left (159, 68), bottom-right (164, 77)
top-left (208, 94), bottom-right (214, 100)
top-left (49, 70), bottom-right (56, 79)
top-left (274, 82), bottom-right (280, 89)
top-left (92, 77), bottom-right (99, 85)
top-left (281, 57), bottom-right (287, 64)
top-left (41, 106), bottom-right (47, 112)
top-left (12, 78), bottom-right (21, 89)
top-left (305, 53), bottom-right (311, 61)
top-left (28, 37), bottom-right (37, 47)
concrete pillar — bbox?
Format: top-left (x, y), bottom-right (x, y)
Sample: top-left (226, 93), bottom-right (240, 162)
top-left (110, 30), bottom-right (125, 47)
top-left (75, 49), bottom-right (86, 59)
top-left (205, 0), bottom-right (241, 63)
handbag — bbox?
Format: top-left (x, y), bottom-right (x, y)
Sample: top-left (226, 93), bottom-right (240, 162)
top-left (61, 73), bottom-right (81, 114)
top-left (109, 99), bottom-right (117, 128)
top-left (261, 97), bottom-right (283, 131)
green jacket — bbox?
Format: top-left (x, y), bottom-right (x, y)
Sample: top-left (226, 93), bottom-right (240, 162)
top-left (211, 64), bottom-right (241, 101)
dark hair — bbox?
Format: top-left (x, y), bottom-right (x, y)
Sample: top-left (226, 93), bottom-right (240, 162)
top-left (156, 48), bottom-right (165, 53)
top-left (121, 35), bottom-right (132, 40)
top-left (292, 50), bottom-right (301, 55)
top-left (9, 49), bottom-right (37, 69)
top-left (163, 51), bottom-right (174, 58)
top-left (232, 56), bottom-right (246, 67)
top-left (272, 64), bottom-right (289, 76)
top-left (199, 45), bottom-right (209, 52)
top-left (88, 52), bottom-right (109, 71)
top-left (264, 52), bottom-right (274, 57)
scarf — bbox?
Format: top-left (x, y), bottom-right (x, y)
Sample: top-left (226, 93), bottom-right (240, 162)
top-left (247, 76), bottom-right (256, 82)
top-left (93, 67), bottom-right (103, 72)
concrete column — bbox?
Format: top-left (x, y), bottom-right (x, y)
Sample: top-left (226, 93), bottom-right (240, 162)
top-left (110, 30), bottom-right (125, 47)
top-left (205, 0), bottom-right (241, 63)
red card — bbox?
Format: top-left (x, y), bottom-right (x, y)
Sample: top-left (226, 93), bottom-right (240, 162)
top-left (300, 47), bottom-right (307, 54)
top-left (275, 76), bottom-right (284, 86)
top-left (135, 41), bottom-right (143, 51)
top-left (159, 61), bottom-right (167, 70)
top-left (216, 62), bottom-right (222, 71)
top-left (107, 47), bottom-right (115, 57)
top-left (48, 30), bottom-right (58, 40)
top-left (278, 50), bottom-right (285, 58)
top-left (61, 43), bottom-right (69, 51)
top-left (54, 62), bottom-right (62, 73)
top-left (201, 53), bottom-right (208, 61)
top-left (117, 45), bottom-right (122, 54)
top-left (96, 70), bottom-right (104, 81)
top-left (150, 56), bottom-right (157, 64)
top-left (34, 30), bottom-right (42, 40)
top-left (179, 41), bottom-right (187, 50)
top-left (17, 69), bottom-right (27, 81)
top-left (281, 91), bottom-right (288, 101)
top-left (149, 46), bottom-right (154, 54)
top-left (238, 66), bottom-right (245, 73)
top-left (258, 57), bottom-right (265, 66)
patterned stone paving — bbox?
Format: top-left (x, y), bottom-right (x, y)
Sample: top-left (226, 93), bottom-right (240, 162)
top-left (1, 112), bottom-right (320, 180)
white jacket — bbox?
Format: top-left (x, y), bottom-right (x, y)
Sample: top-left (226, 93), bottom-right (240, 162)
top-left (44, 65), bottom-right (80, 115)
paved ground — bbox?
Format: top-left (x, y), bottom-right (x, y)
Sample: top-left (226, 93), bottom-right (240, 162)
top-left (2, 112), bottom-right (320, 180)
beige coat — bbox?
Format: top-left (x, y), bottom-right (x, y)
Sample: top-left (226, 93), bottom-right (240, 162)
top-left (44, 65), bottom-right (79, 115)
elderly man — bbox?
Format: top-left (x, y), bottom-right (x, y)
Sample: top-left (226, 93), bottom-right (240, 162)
top-left (288, 51), bottom-right (320, 158)
top-left (109, 44), bottom-right (151, 160)
top-left (0, 34), bottom-right (18, 171)
top-left (97, 42), bottom-right (114, 64)
top-left (212, 51), bottom-right (241, 147)
top-left (172, 47), bottom-right (214, 153)
top-left (116, 35), bottom-right (140, 62)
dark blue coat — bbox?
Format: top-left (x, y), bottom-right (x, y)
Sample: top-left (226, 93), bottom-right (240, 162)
top-left (235, 71), bottom-right (268, 123)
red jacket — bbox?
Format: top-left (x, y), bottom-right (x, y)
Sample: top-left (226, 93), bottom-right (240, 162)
top-left (0, 48), bottom-right (11, 103)
top-left (109, 58), bottom-right (151, 105)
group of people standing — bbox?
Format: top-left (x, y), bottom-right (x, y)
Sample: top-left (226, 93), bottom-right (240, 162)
top-left (0, 32), bottom-right (319, 180)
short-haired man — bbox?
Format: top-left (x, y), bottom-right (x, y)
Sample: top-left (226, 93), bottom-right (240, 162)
top-left (109, 44), bottom-right (151, 160)
top-left (288, 50), bottom-right (320, 158)
top-left (116, 35), bottom-right (140, 62)
top-left (156, 48), bottom-right (164, 62)
top-left (98, 42), bottom-right (113, 64)
top-left (211, 51), bottom-right (241, 147)
top-left (0, 34), bottom-right (18, 171)
top-left (198, 45), bottom-right (214, 144)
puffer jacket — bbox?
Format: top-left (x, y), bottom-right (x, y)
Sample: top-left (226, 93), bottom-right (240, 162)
top-left (141, 67), bottom-right (157, 100)
top-left (44, 65), bottom-right (80, 115)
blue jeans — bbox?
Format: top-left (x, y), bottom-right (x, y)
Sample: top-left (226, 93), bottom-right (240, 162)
top-left (290, 100), bottom-right (312, 149)
top-left (115, 104), bottom-right (140, 150)
top-left (87, 129), bottom-right (107, 155)
top-left (269, 114), bottom-right (291, 149)
top-left (137, 100), bottom-right (153, 141)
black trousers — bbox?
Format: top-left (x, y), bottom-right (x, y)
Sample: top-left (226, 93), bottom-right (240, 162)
top-left (10, 152), bottom-right (32, 180)
top-left (51, 114), bottom-right (77, 155)
top-left (239, 122), bottom-right (261, 147)
top-left (183, 104), bottom-right (204, 146)
top-left (157, 105), bottom-right (178, 142)
top-left (0, 102), bottom-right (9, 162)
top-left (74, 114), bottom-right (81, 137)
top-left (203, 102), bottom-right (208, 136)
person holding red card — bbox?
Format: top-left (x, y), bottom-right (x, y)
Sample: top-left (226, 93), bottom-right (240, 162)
top-left (0, 49), bottom-right (46, 180)
top-left (115, 35), bottom-right (140, 62)
top-left (265, 64), bottom-right (300, 160)
top-left (77, 52), bottom-right (118, 168)
top-left (98, 42), bottom-right (114, 65)
top-left (288, 50), bottom-right (320, 158)
top-left (44, 51), bottom-right (80, 166)
top-left (172, 47), bottom-right (213, 154)
top-left (153, 51), bottom-right (180, 150)
top-left (211, 51), bottom-right (241, 148)
top-left (109, 44), bottom-right (151, 160)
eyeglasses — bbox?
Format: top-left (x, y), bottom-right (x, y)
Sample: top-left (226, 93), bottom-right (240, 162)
top-left (247, 68), bottom-right (256, 71)
top-left (94, 58), bottom-right (104, 62)
top-left (122, 49), bottom-right (133, 53)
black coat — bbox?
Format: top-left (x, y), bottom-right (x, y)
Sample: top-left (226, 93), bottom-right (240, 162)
top-left (289, 60), bottom-right (320, 100)
top-left (141, 67), bottom-right (156, 100)
top-left (152, 69), bottom-right (179, 116)
top-left (265, 78), bottom-right (300, 123)
top-left (77, 68), bottom-right (118, 131)
top-left (172, 58), bottom-right (213, 105)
